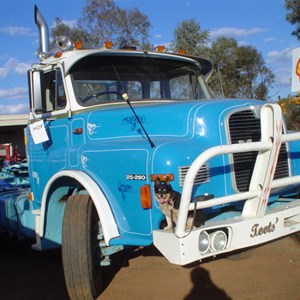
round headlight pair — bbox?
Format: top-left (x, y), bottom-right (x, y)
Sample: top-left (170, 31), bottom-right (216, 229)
top-left (198, 230), bottom-right (228, 253)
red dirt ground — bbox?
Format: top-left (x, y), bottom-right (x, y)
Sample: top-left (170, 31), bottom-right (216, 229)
top-left (0, 233), bottom-right (299, 300)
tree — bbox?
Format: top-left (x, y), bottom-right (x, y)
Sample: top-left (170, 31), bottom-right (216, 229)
top-left (51, 17), bottom-right (96, 49)
top-left (171, 21), bottom-right (274, 100)
top-left (208, 37), bottom-right (275, 100)
top-left (236, 45), bottom-right (275, 99)
top-left (208, 37), bottom-right (240, 98)
top-left (170, 19), bottom-right (209, 55)
top-left (113, 7), bottom-right (151, 49)
top-left (285, 0), bottom-right (300, 40)
top-left (79, 0), bottom-right (151, 49)
top-left (51, 0), bottom-right (151, 50)
top-left (278, 93), bottom-right (300, 131)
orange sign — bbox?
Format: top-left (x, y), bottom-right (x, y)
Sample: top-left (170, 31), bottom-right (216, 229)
top-left (292, 48), bottom-right (300, 92)
top-left (296, 58), bottom-right (300, 81)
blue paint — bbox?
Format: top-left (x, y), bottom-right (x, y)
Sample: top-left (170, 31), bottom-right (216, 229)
top-left (23, 97), bottom-right (300, 247)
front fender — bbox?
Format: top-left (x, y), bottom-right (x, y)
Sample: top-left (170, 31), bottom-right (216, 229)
top-left (38, 170), bottom-right (119, 245)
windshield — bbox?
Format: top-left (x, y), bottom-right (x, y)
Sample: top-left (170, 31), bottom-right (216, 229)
top-left (70, 54), bottom-right (211, 106)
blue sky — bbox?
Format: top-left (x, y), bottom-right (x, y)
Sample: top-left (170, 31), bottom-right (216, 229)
top-left (0, 0), bottom-right (298, 114)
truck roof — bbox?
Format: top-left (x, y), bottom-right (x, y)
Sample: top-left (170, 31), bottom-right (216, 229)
top-left (36, 48), bottom-right (213, 78)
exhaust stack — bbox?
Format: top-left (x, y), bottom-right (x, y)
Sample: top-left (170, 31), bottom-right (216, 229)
top-left (34, 5), bottom-right (49, 59)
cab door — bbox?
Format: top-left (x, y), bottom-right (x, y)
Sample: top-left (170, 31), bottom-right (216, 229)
top-left (27, 66), bottom-right (69, 208)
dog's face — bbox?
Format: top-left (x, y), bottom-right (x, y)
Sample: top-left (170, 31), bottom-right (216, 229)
top-left (154, 178), bottom-right (172, 204)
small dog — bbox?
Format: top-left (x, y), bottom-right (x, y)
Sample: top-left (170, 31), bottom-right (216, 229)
top-left (154, 178), bottom-right (205, 230)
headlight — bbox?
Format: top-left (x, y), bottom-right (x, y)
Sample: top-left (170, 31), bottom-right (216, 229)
top-left (210, 230), bottom-right (227, 251)
top-left (198, 231), bottom-right (210, 253)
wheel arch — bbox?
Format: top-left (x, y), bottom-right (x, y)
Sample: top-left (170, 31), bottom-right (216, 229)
top-left (37, 170), bottom-right (119, 245)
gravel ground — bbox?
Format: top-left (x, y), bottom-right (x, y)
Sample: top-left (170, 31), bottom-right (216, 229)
top-left (0, 233), bottom-right (299, 300)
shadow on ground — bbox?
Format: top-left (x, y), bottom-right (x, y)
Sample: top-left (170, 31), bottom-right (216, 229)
top-left (0, 236), bottom-right (232, 300)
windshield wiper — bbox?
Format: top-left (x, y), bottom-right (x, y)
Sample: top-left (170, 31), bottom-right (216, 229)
top-left (112, 64), bottom-right (155, 148)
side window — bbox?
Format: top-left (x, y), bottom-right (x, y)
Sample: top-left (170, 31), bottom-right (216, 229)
top-left (55, 70), bottom-right (67, 110)
top-left (44, 68), bottom-right (66, 112)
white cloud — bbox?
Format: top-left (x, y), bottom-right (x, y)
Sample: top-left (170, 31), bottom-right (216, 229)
top-left (267, 47), bottom-right (293, 64)
top-left (0, 58), bottom-right (31, 78)
top-left (0, 26), bottom-right (34, 36)
top-left (0, 67), bottom-right (7, 78)
top-left (210, 27), bottom-right (267, 39)
top-left (273, 65), bottom-right (291, 86)
top-left (276, 74), bottom-right (291, 87)
top-left (264, 37), bottom-right (276, 43)
top-left (0, 103), bottom-right (29, 114)
top-left (154, 34), bottom-right (162, 39)
top-left (266, 47), bottom-right (294, 92)
top-left (15, 62), bottom-right (30, 75)
top-left (0, 87), bottom-right (28, 100)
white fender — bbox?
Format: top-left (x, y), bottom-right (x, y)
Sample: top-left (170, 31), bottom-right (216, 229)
top-left (37, 170), bottom-right (119, 245)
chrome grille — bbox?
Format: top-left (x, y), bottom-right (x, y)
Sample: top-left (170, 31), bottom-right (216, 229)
top-left (229, 109), bottom-right (289, 192)
top-left (178, 164), bottom-right (210, 186)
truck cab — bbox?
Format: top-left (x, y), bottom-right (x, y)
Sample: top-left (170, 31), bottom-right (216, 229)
top-left (27, 46), bottom-right (216, 243)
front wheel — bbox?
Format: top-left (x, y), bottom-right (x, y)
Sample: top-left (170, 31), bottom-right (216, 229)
top-left (62, 194), bottom-right (102, 300)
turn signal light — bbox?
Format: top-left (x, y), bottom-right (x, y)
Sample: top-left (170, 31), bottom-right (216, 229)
top-left (54, 51), bottom-right (63, 58)
top-left (73, 40), bottom-right (83, 49)
top-left (104, 41), bottom-right (113, 49)
top-left (150, 173), bottom-right (174, 182)
top-left (29, 192), bottom-right (34, 201)
top-left (73, 128), bottom-right (83, 135)
top-left (156, 45), bottom-right (166, 52)
top-left (177, 49), bottom-right (186, 55)
top-left (140, 184), bottom-right (152, 209)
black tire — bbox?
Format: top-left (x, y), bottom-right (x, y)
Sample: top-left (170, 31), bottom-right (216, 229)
top-left (62, 194), bottom-right (102, 300)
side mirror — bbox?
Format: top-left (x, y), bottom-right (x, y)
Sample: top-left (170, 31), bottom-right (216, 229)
top-left (28, 69), bottom-right (45, 114)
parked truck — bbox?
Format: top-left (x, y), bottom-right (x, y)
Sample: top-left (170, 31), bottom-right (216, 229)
top-left (1, 6), bottom-right (300, 300)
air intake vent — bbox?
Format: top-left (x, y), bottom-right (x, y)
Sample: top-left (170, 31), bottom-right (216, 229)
top-left (229, 109), bottom-right (289, 192)
top-left (178, 164), bottom-right (210, 187)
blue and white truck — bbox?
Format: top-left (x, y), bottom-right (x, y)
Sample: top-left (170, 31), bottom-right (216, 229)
top-left (1, 6), bottom-right (300, 300)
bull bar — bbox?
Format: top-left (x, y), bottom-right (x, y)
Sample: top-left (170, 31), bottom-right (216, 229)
top-left (153, 103), bottom-right (300, 265)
